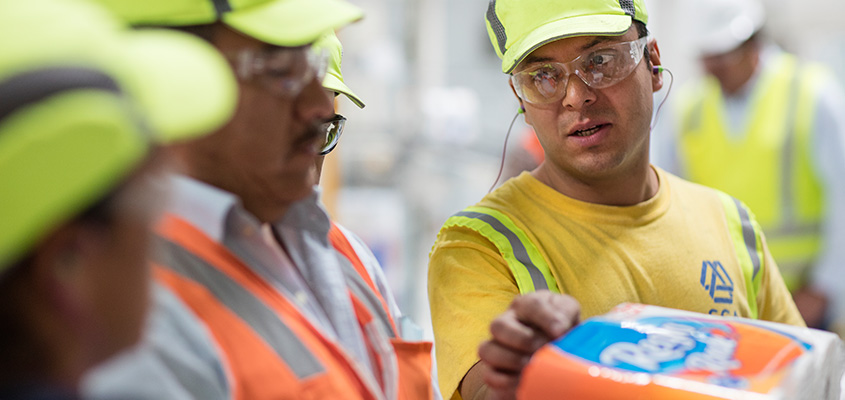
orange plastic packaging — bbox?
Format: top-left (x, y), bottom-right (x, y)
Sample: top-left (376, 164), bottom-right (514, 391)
top-left (518, 304), bottom-right (844, 399)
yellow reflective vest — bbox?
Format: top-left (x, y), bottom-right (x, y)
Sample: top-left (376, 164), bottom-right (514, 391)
top-left (677, 52), bottom-right (828, 291)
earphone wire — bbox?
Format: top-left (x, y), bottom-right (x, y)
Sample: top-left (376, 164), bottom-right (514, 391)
top-left (489, 110), bottom-right (522, 193)
top-left (650, 67), bottom-right (674, 131)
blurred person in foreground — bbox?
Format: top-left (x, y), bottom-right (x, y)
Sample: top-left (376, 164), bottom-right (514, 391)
top-left (83, 0), bottom-right (437, 399)
top-left (653, 0), bottom-right (845, 333)
top-left (428, 0), bottom-right (805, 398)
top-left (0, 0), bottom-right (235, 397)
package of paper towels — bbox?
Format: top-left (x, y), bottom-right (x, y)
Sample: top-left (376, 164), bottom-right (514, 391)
top-left (518, 303), bottom-right (844, 399)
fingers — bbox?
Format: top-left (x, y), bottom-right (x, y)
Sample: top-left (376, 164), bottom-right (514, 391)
top-left (488, 309), bottom-right (548, 354)
top-left (478, 334), bottom-right (531, 372)
top-left (482, 367), bottom-right (519, 400)
top-left (510, 291), bottom-right (580, 339)
top-left (474, 292), bottom-right (581, 400)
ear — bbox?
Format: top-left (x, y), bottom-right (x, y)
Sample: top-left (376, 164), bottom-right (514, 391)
top-left (508, 79), bottom-right (531, 125)
top-left (30, 223), bottom-right (100, 323)
top-left (648, 39), bottom-right (664, 92)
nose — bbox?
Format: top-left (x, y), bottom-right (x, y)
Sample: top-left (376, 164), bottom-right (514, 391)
top-left (294, 75), bottom-right (334, 123)
top-left (560, 74), bottom-right (597, 110)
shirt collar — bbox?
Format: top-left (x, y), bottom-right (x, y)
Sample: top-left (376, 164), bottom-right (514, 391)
top-left (275, 187), bottom-right (332, 238)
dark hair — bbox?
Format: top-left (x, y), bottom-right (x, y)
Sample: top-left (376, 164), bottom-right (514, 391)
top-left (634, 20), bottom-right (651, 63)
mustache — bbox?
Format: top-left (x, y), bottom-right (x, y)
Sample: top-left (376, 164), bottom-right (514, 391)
top-left (292, 121), bottom-right (324, 148)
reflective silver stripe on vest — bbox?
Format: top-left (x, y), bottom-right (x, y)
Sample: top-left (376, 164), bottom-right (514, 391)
top-left (618, 0), bottom-right (636, 18)
top-left (151, 341), bottom-right (230, 399)
top-left (338, 256), bottom-right (396, 338)
top-left (210, 0), bottom-right (232, 15)
top-left (732, 198), bottom-right (762, 279)
top-left (0, 67), bottom-right (121, 124)
top-left (454, 211), bottom-right (549, 291)
top-left (155, 237), bottom-right (326, 379)
top-left (486, 0), bottom-right (507, 56)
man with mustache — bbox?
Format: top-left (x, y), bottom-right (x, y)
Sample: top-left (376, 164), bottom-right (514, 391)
top-left (84, 0), bottom-right (436, 399)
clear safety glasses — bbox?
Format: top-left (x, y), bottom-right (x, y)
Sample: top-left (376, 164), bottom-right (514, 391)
top-left (511, 36), bottom-right (649, 105)
top-left (319, 113), bottom-right (346, 155)
top-left (229, 46), bottom-right (328, 99)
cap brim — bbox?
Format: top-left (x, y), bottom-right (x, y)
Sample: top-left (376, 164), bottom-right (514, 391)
top-left (224, 0), bottom-right (364, 47)
top-left (502, 14), bottom-right (632, 73)
top-left (116, 29), bottom-right (238, 143)
top-left (323, 73), bottom-right (365, 109)
top-left (0, 92), bottom-right (148, 267)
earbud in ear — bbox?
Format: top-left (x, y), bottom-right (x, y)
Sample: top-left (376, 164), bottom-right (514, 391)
top-left (653, 66), bottom-right (664, 74)
top-left (518, 104), bottom-right (526, 114)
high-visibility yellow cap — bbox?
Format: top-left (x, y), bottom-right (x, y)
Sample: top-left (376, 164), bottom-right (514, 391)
top-left (0, 0), bottom-right (238, 268)
top-left (95, 0), bottom-right (364, 48)
top-left (486, 0), bottom-right (649, 73)
top-left (314, 31), bottom-right (365, 109)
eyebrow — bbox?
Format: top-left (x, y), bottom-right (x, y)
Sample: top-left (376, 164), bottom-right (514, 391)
top-left (519, 36), bottom-right (623, 66)
top-left (581, 36), bottom-right (618, 50)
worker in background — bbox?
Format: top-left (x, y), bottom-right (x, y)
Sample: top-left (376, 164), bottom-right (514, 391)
top-left (0, 0), bottom-right (235, 397)
top-left (84, 0), bottom-right (436, 399)
top-left (653, 0), bottom-right (845, 333)
top-left (310, 30), bottom-right (413, 339)
top-left (428, 0), bottom-right (805, 398)
top-left (313, 30), bottom-right (443, 398)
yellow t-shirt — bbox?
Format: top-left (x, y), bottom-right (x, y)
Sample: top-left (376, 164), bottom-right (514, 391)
top-left (427, 167), bottom-right (804, 400)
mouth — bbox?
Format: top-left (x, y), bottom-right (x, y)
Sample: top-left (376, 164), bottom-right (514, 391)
top-left (570, 123), bottom-right (609, 137)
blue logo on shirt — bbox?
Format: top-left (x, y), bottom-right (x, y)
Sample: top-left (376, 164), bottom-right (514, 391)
top-left (700, 261), bottom-right (733, 304)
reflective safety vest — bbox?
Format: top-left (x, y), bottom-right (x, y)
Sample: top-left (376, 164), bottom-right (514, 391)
top-left (327, 223), bottom-right (434, 400)
top-left (152, 214), bottom-right (433, 400)
top-left (443, 195), bottom-right (765, 318)
top-left (678, 52), bottom-right (828, 291)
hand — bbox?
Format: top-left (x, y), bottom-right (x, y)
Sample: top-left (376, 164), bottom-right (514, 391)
top-left (462, 291), bottom-right (580, 400)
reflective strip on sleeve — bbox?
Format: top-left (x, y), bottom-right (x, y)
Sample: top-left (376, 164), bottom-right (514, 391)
top-left (718, 192), bottom-right (764, 319)
top-left (442, 206), bottom-right (559, 294)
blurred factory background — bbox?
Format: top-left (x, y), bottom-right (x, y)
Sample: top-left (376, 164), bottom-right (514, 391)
top-left (317, 0), bottom-right (845, 338)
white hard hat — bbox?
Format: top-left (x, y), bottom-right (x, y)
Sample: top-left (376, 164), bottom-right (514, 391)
top-left (693, 0), bottom-right (766, 56)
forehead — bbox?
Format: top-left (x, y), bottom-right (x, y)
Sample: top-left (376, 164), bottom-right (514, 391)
top-left (519, 27), bottom-right (638, 67)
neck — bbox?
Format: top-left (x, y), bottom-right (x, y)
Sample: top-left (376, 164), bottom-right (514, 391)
top-left (532, 161), bottom-right (659, 206)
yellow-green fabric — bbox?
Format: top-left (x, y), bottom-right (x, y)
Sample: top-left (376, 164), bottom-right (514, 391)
top-left (0, 0), bottom-right (236, 268)
top-left (0, 0), bottom-right (237, 142)
top-left (485, 0), bottom-right (649, 73)
top-left (442, 206), bottom-right (560, 294)
top-left (678, 52), bottom-right (826, 291)
top-left (94, 0), bottom-right (363, 48)
top-left (428, 167), bottom-right (803, 399)
top-left (313, 31), bottom-right (365, 109)
top-left (0, 91), bottom-right (147, 267)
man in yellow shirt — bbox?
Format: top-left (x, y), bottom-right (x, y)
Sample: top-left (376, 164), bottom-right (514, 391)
top-left (427, 0), bottom-right (805, 399)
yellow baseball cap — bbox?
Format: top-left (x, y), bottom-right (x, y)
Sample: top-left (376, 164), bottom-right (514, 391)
top-left (0, 0), bottom-right (237, 268)
top-left (313, 31), bottom-right (365, 109)
top-left (486, 0), bottom-right (649, 73)
top-left (94, 0), bottom-right (364, 48)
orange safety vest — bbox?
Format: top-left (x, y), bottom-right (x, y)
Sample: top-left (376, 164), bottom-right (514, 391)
top-left (152, 214), bottom-right (432, 400)
top-left (328, 223), bottom-right (434, 400)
